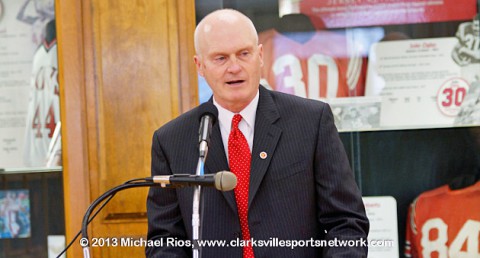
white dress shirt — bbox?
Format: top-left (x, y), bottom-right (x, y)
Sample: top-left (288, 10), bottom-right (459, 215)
top-left (213, 90), bottom-right (259, 162)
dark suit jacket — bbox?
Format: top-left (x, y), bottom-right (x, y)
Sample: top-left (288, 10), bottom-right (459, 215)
top-left (146, 86), bottom-right (369, 257)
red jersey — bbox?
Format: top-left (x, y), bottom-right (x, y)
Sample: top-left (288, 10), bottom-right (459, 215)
top-left (258, 29), bottom-right (365, 99)
top-left (405, 181), bottom-right (480, 258)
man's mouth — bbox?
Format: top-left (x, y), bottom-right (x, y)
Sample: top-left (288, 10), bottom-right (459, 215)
top-left (226, 80), bottom-right (245, 85)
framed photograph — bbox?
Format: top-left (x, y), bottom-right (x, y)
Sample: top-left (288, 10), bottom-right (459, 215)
top-left (0, 189), bottom-right (31, 238)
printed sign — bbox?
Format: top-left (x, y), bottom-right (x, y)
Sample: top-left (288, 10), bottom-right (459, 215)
top-left (365, 37), bottom-right (478, 129)
top-left (300, 0), bottom-right (477, 29)
top-left (363, 196), bottom-right (399, 258)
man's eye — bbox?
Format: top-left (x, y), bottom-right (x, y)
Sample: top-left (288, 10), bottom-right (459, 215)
top-left (241, 51), bottom-right (250, 56)
top-left (215, 56), bottom-right (225, 61)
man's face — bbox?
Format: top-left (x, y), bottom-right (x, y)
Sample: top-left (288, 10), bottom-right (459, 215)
top-left (194, 19), bottom-right (263, 112)
top-left (473, 19), bottom-right (479, 36)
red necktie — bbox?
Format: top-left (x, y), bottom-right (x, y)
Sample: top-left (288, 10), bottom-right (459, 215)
top-left (228, 114), bottom-right (254, 258)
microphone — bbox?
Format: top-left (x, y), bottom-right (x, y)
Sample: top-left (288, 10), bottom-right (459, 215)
top-left (198, 102), bottom-right (218, 158)
top-left (151, 171), bottom-right (237, 191)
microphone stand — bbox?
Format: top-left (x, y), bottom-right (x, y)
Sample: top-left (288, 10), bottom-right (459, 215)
top-left (193, 141), bottom-right (208, 258)
top-left (193, 103), bottom-right (217, 258)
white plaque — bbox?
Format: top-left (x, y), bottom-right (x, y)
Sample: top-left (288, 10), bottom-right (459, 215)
top-left (365, 37), bottom-right (473, 129)
top-left (363, 196), bottom-right (399, 258)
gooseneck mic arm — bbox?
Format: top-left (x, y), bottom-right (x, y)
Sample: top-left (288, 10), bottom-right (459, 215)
top-left (81, 181), bottom-right (154, 258)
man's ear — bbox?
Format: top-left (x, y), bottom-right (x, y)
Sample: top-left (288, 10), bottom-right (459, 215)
top-left (194, 55), bottom-right (204, 77)
top-left (258, 44), bottom-right (264, 67)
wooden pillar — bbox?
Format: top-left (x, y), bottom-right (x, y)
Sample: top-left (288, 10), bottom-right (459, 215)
top-left (56, 0), bottom-right (198, 256)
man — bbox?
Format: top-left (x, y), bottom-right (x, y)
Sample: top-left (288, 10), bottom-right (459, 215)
top-left (146, 9), bottom-right (369, 257)
top-left (452, 14), bottom-right (480, 67)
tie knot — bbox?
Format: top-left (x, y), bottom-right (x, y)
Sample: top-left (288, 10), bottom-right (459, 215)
top-left (232, 114), bottom-right (243, 129)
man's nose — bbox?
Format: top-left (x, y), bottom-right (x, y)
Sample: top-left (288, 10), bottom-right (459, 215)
top-left (226, 57), bottom-right (241, 73)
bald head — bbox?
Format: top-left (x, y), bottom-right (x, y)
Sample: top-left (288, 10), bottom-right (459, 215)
top-left (192, 9), bottom-right (264, 113)
top-left (194, 9), bottom-right (259, 57)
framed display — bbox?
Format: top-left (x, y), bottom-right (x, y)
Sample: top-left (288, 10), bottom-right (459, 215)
top-left (0, 0), bottom-right (60, 169)
top-left (0, 189), bottom-right (30, 239)
top-left (366, 37), bottom-right (471, 129)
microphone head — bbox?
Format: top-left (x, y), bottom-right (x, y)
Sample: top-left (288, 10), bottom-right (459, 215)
top-left (198, 102), bottom-right (218, 125)
top-left (214, 171), bottom-right (237, 191)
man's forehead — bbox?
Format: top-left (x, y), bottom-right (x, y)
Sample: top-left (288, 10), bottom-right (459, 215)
top-left (205, 39), bottom-right (255, 56)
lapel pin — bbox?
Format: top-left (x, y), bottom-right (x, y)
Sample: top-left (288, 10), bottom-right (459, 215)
top-left (259, 151), bottom-right (267, 159)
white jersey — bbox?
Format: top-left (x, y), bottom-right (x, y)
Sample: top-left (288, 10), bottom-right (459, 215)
top-left (23, 22), bottom-right (60, 167)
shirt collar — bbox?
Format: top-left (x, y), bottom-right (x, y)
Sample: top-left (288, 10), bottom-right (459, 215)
top-left (213, 90), bottom-right (259, 130)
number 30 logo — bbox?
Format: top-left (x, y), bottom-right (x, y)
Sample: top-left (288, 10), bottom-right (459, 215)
top-left (436, 78), bottom-right (469, 117)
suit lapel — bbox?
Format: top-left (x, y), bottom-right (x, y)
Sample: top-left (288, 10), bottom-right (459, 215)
top-left (204, 87), bottom-right (283, 212)
top-left (249, 87), bottom-right (282, 208)
top-left (204, 117), bottom-right (238, 212)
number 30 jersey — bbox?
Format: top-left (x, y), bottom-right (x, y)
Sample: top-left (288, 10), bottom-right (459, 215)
top-left (405, 181), bottom-right (480, 258)
top-left (258, 29), bottom-right (365, 99)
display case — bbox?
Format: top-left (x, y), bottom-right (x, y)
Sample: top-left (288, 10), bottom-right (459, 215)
top-left (195, 1), bottom-right (480, 257)
top-left (0, 0), bottom-right (65, 257)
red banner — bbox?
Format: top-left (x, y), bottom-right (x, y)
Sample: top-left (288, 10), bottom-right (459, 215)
top-left (300, 0), bottom-right (478, 29)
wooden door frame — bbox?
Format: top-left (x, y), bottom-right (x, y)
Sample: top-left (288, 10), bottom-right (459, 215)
top-left (56, 0), bottom-right (198, 256)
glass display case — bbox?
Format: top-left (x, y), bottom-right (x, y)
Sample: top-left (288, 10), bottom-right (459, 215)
top-left (0, 0), bottom-right (65, 257)
top-left (195, 1), bottom-right (480, 257)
